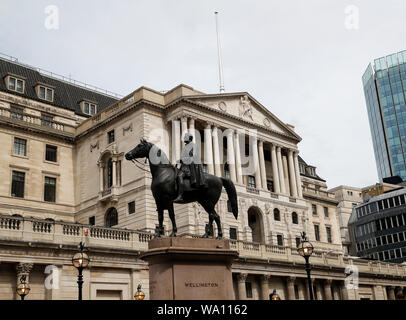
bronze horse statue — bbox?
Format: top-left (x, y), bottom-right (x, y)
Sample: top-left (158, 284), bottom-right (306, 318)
top-left (125, 139), bottom-right (238, 239)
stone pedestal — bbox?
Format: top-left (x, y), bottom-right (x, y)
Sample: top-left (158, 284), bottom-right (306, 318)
top-left (140, 237), bottom-right (238, 300)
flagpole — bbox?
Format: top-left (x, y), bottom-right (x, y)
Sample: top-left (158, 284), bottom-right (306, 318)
top-left (215, 11), bottom-right (225, 93)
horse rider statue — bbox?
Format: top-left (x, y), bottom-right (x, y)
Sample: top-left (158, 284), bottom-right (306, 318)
top-left (174, 133), bottom-right (207, 202)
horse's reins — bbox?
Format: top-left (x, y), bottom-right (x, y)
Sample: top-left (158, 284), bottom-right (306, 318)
top-left (131, 158), bottom-right (150, 173)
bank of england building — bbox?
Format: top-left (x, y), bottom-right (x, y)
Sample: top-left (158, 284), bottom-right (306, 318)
top-left (0, 55), bottom-right (405, 300)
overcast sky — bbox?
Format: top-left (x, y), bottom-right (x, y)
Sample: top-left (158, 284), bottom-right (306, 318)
top-left (1, 0), bottom-right (405, 189)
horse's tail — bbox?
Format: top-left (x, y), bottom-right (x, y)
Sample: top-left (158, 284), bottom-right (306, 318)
top-left (221, 178), bottom-right (238, 220)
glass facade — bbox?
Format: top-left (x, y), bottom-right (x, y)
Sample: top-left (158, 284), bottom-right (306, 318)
top-left (362, 50), bottom-right (406, 181)
top-left (348, 190), bottom-right (406, 263)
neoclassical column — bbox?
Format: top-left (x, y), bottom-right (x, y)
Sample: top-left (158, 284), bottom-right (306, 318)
top-left (237, 273), bottom-right (248, 300)
top-left (171, 119), bottom-right (181, 163)
top-left (189, 117), bottom-right (195, 141)
top-left (252, 138), bottom-right (262, 189)
top-left (315, 281), bottom-right (323, 300)
top-left (323, 279), bottom-right (333, 300)
top-left (204, 123), bottom-right (214, 175)
top-left (112, 159), bottom-right (117, 187)
top-left (286, 277), bottom-right (296, 300)
top-left (340, 281), bottom-right (349, 300)
top-left (304, 278), bottom-right (310, 300)
top-left (276, 147), bottom-right (286, 194)
top-left (387, 286), bottom-right (396, 300)
top-left (270, 144), bottom-right (280, 193)
top-left (298, 281), bottom-right (306, 300)
top-left (234, 131), bottom-right (243, 184)
top-left (98, 162), bottom-right (104, 192)
top-left (260, 274), bottom-right (270, 300)
top-left (293, 151), bottom-right (303, 198)
top-left (226, 130), bottom-right (237, 182)
top-left (258, 141), bottom-right (267, 190)
top-left (212, 125), bottom-right (222, 177)
top-left (181, 116), bottom-right (188, 148)
top-left (288, 150), bottom-right (298, 197)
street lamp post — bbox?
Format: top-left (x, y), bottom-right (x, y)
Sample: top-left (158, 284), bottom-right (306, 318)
top-left (16, 275), bottom-right (30, 300)
top-left (72, 242), bottom-right (90, 300)
top-left (297, 232), bottom-right (314, 300)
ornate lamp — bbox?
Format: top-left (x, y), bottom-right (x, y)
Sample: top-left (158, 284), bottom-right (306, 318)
top-left (134, 284), bottom-right (145, 300)
top-left (269, 289), bottom-right (281, 300)
top-left (16, 275), bottom-right (30, 300)
top-left (72, 242), bottom-right (90, 300)
top-left (297, 232), bottom-right (314, 300)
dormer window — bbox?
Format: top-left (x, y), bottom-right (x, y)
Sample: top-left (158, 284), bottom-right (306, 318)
top-left (35, 84), bottom-right (54, 102)
top-left (80, 101), bottom-right (98, 116)
top-left (5, 75), bottom-right (25, 93)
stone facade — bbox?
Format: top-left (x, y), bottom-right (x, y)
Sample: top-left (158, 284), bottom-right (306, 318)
top-left (0, 58), bottom-right (406, 300)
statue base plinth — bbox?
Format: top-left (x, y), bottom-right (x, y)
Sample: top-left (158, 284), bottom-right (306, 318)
top-left (140, 237), bottom-right (238, 300)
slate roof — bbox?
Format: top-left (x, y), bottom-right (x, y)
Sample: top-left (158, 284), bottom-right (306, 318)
top-left (0, 58), bottom-right (119, 117)
top-left (298, 155), bottom-right (326, 182)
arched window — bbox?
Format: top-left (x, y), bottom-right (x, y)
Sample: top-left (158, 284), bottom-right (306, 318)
top-left (292, 212), bottom-right (298, 224)
top-left (274, 208), bottom-right (280, 221)
top-left (105, 207), bottom-right (118, 228)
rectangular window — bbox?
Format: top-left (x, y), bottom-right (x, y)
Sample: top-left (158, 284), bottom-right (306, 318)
top-left (84, 102), bottom-right (90, 114)
top-left (277, 234), bottom-right (284, 246)
top-left (227, 200), bottom-right (233, 213)
top-left (8, 76), bottom-right (24, 93)
top-left (10, 106), bottom-right (23, 120)
top-left (41, 114), bottom-right (53, 127)
top-left (248, 175), bottom-right (256, 188)
top-left (400, 232), bottom-right (405, 242)
top-left (245, 282), bottom-right (252, 298)
top-left (11, 171), bottom-right (25, 198)
top-left (108, 130), bottom-right (115, 144)
top-left (230, 227), bottom-right (237, 240)
top-left (13, 138), bottom-right (27, 156)
top-left (294, 285), bottom-right (299, 300)
top-left (323, 207), bottom-right (329, 218)
top-left (266, 180), bottom-right (274, 192)
top-left (45, 145), bottom-right (57, 162)
top-left (312, 204), bottom-right (317, 215)
top-left (295, 237), bottom-right (301, 247)
top-left (38, 86), bottom-right (54, 102)
top-left (89, 216), bottom-right (95, 226)
top-left (326, 226), bottom-right (332, 243)
top-left (44, 176), bottom-right (56, 202)
top-left (376, 237), bottom-right (382, 246)
top-left (128, 201), bottom-right (135, 214)
top-left (314, 224), bottom-right (320, 241)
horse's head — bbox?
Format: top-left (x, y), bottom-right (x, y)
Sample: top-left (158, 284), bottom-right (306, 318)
top-left (125, 139), bottom-right (152, 161)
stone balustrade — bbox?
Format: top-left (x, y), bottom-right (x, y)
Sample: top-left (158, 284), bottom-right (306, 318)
top-left (1, 214), bottom-right (406, 278)
top-left (0, 106), bottom-right (75, 135)
top-left (0, 214), bottom-right (152, 251)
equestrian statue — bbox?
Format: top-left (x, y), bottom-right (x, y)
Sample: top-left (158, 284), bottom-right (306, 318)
top-left (125, 133), bottom-right (238, 239)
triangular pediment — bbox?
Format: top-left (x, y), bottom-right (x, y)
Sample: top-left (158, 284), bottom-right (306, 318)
top-left (185, 93), bottom-right (301, 141)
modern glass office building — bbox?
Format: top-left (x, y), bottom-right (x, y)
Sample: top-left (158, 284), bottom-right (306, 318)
top-left (348, 187), bottom-right (406, 263)
top-left (363, 50), bottom-right (406, 181)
